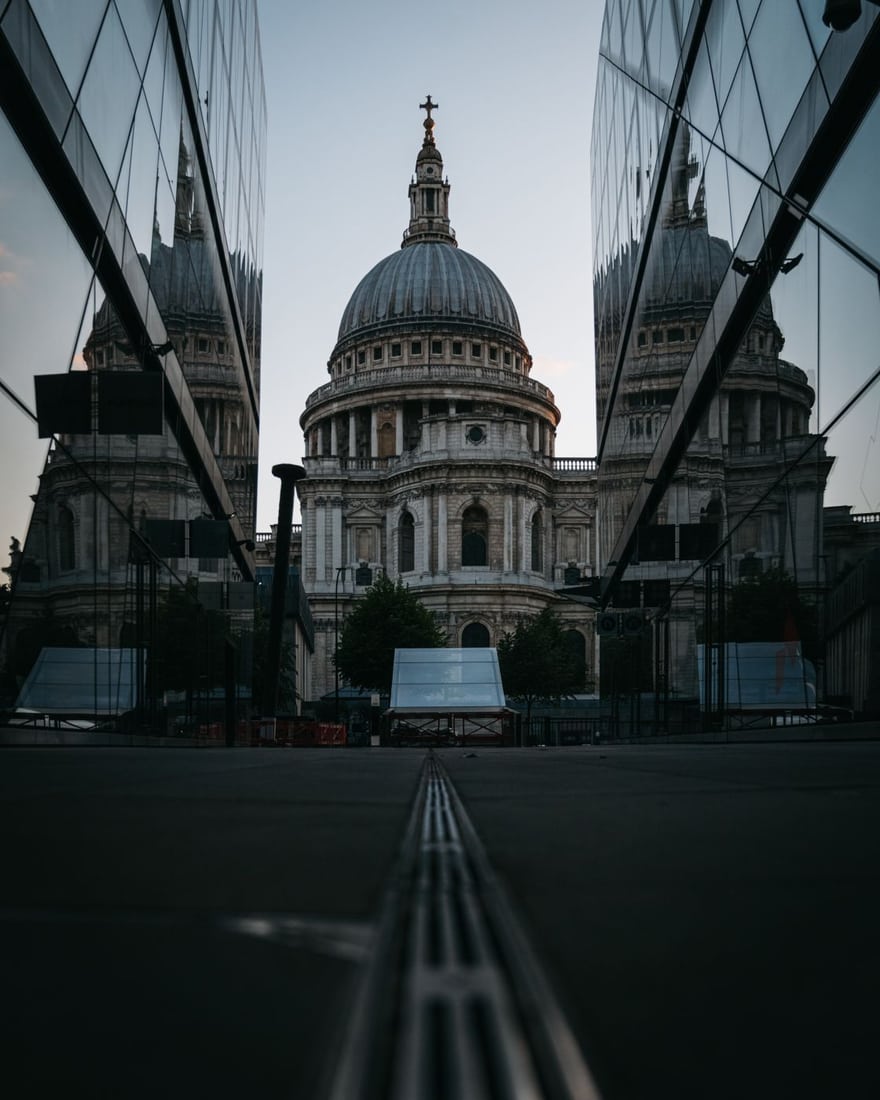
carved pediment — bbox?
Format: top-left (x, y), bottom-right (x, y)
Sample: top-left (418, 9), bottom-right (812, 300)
top-left (345, 503), bottom-right (385, 522)
top-left (553, 504), bottom-right (593, 522)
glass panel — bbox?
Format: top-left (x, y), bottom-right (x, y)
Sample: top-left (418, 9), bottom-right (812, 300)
top-left (0, 112), bottom-right (95, 549)
top-left (720, 52), bottom-right (772, 181)
top-left (747, 0), bottom-right (815, 149)
top-left (607, 0), bottom-right (624, 65)
top-left (683, 36), bottom-right (722, 142)
top-left (622, 0), bottom-right (645, 78)
top-left (113, 0), bottom-right (162, 78)
top-left (645, 0), bottom-right (680, 98)
top-left (75, 4), bottom-right (143, 187)
top-left (736, 0), bottom-right (761, 36)
top-left (28, 0), bottom-right (107, 99)
top-left (390, 648), bottom-right (506, 709)
top-left (118, 92), bottom-right (161, 281)
top-left (795, 0), bottom-right (832, 62)
top-left (812, 94), bottom-right (880, 269)
top-left (705, 0), bottom-right (745, 114)
top-left (817, 234), bottom-right (880, 511)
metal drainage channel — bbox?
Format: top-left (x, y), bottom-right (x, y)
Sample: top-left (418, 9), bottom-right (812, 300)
top-left (329, 753), bottom-right (602, 1100)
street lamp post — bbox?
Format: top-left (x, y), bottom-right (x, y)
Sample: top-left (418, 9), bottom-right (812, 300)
top-left (262, 464), bottom-right (306, 718)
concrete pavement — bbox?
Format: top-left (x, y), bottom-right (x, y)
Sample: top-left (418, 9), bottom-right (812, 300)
top-left (1, 741), bottom-right (878, 1097)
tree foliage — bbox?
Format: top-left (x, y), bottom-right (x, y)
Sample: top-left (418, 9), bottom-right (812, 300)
top-left (724, 567), bottom-right (818, 659)
top-left (335, 574), bottom-right (446, 694)
top-left (150, 580), bottom-right (228, 697)
top-left (497, 608), bottom-right (586, 720)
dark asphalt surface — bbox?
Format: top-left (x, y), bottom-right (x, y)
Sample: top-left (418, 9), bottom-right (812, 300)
top-left (2, 740), bottom-right (879, 1098)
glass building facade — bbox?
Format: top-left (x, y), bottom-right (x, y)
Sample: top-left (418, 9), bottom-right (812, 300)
top-left (0, 0), bottom-right (266, 730)
top-left (592, 1), bottom-right (880, 727)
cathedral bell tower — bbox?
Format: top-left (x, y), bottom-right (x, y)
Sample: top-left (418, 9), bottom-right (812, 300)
top-left (403, 95), bottom-right (456, 247)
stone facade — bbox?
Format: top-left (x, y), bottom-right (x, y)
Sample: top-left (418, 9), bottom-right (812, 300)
top-left (287, 106), bottom-right (598, 704)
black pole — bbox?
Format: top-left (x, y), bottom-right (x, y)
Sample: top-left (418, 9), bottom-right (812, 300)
top-left (703, 565), bottom-right (713, 732)
top-left (334, 565), bottom-right (346, 723)
top-left (262, 463), bottom-right (305, 717)
top-left (148, 560), bottom-right (158, 732)
top-left (135, 560), bottom-right (145, 727)
top-left (224, 637), bottom-right (236, 746)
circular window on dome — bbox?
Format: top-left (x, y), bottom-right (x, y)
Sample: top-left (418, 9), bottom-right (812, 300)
top-left (466, 425), bottom-right (486, 445)
top-left (426, 166), bottom-right (434, 175)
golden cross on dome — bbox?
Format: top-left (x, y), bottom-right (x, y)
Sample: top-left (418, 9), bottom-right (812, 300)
top-left (419, 95), bottom-right (438, 120)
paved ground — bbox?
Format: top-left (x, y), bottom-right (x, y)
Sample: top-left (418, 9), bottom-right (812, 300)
top-left (1, 739), bottom-right (878, 1098)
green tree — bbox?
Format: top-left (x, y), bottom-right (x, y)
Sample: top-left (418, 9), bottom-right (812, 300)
top-left (724, 567), bottom-right (818, 660)
top-left (335, 574), bottom-right (446, 694)
top-left (497, 607), bottom-right (586, 722)
top-left (150, 580), bottom-right (228, 701)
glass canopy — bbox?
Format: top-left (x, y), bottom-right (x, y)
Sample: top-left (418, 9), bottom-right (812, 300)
top-left (389, 648), bottom-right (507, 712)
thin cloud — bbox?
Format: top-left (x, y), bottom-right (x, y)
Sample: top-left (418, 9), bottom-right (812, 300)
top-left (532, 355), bottom-right (579, 379)
top-left (0, 271), bottom-right (19, 286)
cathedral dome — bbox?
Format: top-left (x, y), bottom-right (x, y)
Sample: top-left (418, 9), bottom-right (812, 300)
top-left (336, 242), bottom-right (522, 344)
top-left (331, 98), bottom-right (527, 358)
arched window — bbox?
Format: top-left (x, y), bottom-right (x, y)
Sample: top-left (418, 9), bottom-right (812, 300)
top-left (57, 505), bottom-right (75, 572)
top-left (531, 509), bottom-right (543, 572)
top-left (399, 510), bottom-right (415, 573)
top-left (461, 622), bottom-right (490, 647)
top-left (461, 505), bottom-right (488, 566)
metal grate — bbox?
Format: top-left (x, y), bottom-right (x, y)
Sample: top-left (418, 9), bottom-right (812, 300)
top-left (329, 754), bottom-right (602, 1100)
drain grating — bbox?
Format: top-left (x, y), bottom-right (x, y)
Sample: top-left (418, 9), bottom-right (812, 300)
top-left (390, 760), bottom-right (543, 1099)
top-left (329, 754), bottom-right (602, 1100)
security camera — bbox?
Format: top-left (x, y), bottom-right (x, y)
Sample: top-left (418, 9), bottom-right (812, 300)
top-left (822, 0), bottom-right (862, 30)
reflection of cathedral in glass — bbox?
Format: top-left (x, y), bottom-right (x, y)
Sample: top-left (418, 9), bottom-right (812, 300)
top-left (591, 0), bottom-right (880, 720)
top-left (595, 124), bottom-right (831, 692)
top-left (598, 126), bottom-right (828, 572)
top-left (11, 131), bottom-right (260, 657)
top-left (0, 0), bottom-right (266, 717)
top-left (82, 135), bottom-right (260, 535)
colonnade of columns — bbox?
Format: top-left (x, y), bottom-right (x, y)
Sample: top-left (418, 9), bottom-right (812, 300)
top-left (305, 404), bottom-right (555, 459)
top-left (304, 490), bottom-right (590, 587)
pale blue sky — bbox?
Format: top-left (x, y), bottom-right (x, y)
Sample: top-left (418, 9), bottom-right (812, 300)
top-left (255, 0), bottom-right (604, 528)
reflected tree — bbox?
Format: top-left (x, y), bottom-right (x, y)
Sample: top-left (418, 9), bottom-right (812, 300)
top-left (724, 566), bottom-right (818, 660)
top-left (497, 608), bottom-right (586, 723)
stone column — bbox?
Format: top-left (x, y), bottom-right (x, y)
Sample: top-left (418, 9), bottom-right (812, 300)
top-left (395, 407), bottom-right (404, 454)
top-left (422, 490), bottom-right (432, 573)
top-left (519, 496), bottom-right (529, 572)
top-left (503, 494), bottom-right (513, 572)
top-left (533, 417), bottom-right (541, 451)
top-left (747, 394), bottom-right (761, 444)
top-left (330, 416), bottom-right (338, 457)
top-left (348, 410), bottom-right (357, 457)
top-left (370, 408), bottom-right (378, 458)
top-left (720, 393), bottom-right (729, 445)
top-left (314, 499), bottom-right (326, 583)
top-left (331, 500), bottom-right (342, 572)
top-left (437, 492), bottom-right (448, 573)
top-left (385, 508), bottom-right (393, 572)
